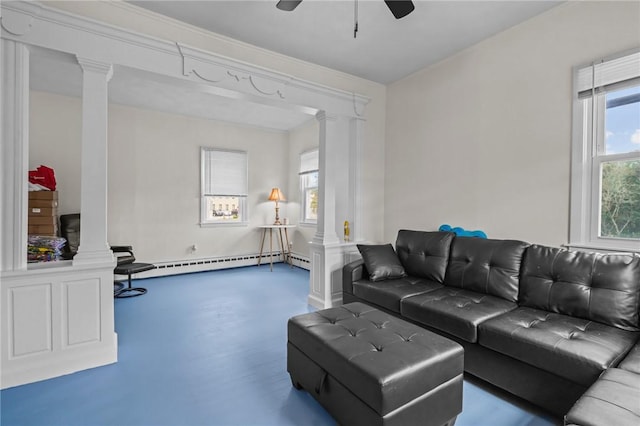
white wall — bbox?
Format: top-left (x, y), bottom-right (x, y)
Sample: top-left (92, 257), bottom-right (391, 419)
top-left (29, 91), bottom-right (81, 215)
top-left (385, 1), bottom-right (640, 247)
top-left (108, 103), bottom-right (290, 262)
top-left (30, 91), bottom-right (291, 263)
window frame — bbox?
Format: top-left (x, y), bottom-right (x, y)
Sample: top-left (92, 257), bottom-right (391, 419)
top-left (569, 50), bottom-right (640, 253)
top-left (200, 147), bottom-right (248, 227)
top-left (299, 149), bottom-right (319, 226)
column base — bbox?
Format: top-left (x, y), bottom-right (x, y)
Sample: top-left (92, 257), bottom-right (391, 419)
top-left (73, 248), bottom-right (115, 267)
top-left (308, 241), bottom-right (360, 309)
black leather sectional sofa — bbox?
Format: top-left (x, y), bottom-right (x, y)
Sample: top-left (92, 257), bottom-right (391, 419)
top-left (342, 230), bottom-right (640, 421)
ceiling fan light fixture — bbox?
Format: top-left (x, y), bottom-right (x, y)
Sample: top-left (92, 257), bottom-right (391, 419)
top-left (384, 0), bottom-right (415, 19)
top-left (276, 0), bottom-right (303, 12)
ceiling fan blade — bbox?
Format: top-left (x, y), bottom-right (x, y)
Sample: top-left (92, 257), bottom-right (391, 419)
top-left (276, 0), bottom-right (303, 12)
top-left (384, 0), bottom-right (415, 19)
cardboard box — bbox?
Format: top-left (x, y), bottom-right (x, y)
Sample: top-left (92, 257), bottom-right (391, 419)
top-left (29, 199), bottom-right (59, 208)
top-left (28, 224), bottom-right (58, 235)
top-left (28, 190), bottom-right (58, 201)
top-left (28, 216), bottom-right (58, 226)
top-left (29, 207), bottom-right (58, 217)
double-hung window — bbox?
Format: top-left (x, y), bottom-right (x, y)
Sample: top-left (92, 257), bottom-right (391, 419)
top-left (570, 50), bottom-right (640, 252)
top-left (201, 148), bottom-right (248, 225)
top-left (299, 149), bottom-right (319, 224)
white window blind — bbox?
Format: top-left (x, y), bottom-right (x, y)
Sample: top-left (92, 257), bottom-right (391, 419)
top-left (202, 148), bottom-right (248, 196)
top-left (577, 51), bottom-right (640, 98)
top-left (299, 149), bottom-right (319, 175)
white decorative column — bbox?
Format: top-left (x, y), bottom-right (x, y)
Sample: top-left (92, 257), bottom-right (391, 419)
top-left (73, 57), bottom-right (114, 266)
top-left (308, 112), bottom-right (361, 309)
top-left (312, 111), bottom-right (342, 246)
top-left (0, 39), bottom-right (29, 272)
top-left (348, 117), bottom-right (365, 243)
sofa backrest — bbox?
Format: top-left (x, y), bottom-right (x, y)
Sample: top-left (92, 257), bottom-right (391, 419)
top-left (395, 230), bottom-right (454, 284)
top-left (520, 245), bottom-right (640, 331)
top-left (444, 237), bottom-right (529, 302)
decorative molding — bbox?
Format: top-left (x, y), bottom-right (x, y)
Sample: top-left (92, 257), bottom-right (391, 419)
top-left (64, 279), bottom-right (101, 347)
top-left (173, 37), bottom-right (369, 115)
top-left (352, 93), bottom-right (366, 117)
top-left (178, 42), bottom-right (290, 99)
top-left (0, 4), bottom-right (38, 36)
top-left (9, 284), bottom-right (52, 358)
top-left (243, 75), bottom-right (287, 99)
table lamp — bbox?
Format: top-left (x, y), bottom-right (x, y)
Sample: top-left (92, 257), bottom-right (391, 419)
top-left (268, 188), bottom-right (285, 225)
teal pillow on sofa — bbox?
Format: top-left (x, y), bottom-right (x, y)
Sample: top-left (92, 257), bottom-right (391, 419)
top-left (357, 244), bottom-right (407, 282)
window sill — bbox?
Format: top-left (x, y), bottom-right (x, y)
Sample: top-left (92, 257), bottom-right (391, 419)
top-left (298, 222), bottom-right (317, 228)
top-left (200, 221), bottom-right (249, 228)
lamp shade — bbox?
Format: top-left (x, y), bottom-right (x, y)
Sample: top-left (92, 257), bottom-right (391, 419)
top-left (268, 188), bottom-right (285, 202)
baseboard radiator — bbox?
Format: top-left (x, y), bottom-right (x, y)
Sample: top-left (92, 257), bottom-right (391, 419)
top-left (130, 252), bottom-right (311, 279)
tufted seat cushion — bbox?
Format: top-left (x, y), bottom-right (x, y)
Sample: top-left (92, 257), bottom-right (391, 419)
top-left (353, 277), bottom-right (442, 313)
top-left (478, 307), bottom-right (639, 386)
top-left (401, 287), bottom-right (517, 342)
top-left (564, 368), bottom-right (640, 426)
top-left (287, 302), bottom-right (464, 419)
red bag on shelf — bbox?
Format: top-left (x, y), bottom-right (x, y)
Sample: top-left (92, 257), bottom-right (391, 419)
top-left (28, 165), bottom-right (57, 191)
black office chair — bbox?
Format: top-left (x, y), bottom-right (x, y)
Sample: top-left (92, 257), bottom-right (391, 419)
top-left (111, 245), bottom-right (155, 298)
top-left (60, 213), bottom-right (155, 298)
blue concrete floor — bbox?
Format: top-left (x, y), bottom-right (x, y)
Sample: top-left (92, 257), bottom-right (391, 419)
top-left (1, 264), bottom-right (559, 426)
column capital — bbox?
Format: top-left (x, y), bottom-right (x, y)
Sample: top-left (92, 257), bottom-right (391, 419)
top-left (315, 110), bottom-right (340, 123)
top-left (76, 57), bottom-right (113, 81)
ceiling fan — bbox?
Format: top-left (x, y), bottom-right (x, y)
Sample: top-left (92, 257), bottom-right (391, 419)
top-left (276, 0), bottom-right (415, 20)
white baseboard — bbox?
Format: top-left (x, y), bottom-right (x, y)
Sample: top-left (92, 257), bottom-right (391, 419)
top-left (129, 252), bottom-right (310, 279)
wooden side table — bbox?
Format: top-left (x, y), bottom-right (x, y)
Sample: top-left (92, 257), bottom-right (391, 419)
top-left (257, 224), bottom-right (295, 271)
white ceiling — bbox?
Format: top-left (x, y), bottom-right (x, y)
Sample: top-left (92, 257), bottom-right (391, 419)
top-left (129, 0), bottom-right (562, 84)
top-left (30, 1), bottom-right (563, 131)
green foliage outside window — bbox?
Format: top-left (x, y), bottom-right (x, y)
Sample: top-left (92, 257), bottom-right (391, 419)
top-left (601, 160), bottom-right (640, 239)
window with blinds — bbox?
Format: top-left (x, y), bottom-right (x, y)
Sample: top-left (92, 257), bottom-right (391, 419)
top-left (570, 49), bottom-right (640, 251)
top-left (201, 148), bottom-right (248, 225)
top-left (299, 149), bottom-right (319, 224)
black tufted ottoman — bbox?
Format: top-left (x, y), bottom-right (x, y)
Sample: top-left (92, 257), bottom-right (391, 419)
top-left (287, 302), bottom-right (464, 426)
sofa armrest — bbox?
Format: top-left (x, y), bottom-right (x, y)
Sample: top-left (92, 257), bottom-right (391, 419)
top-left (343, 259), bottom-right (367, 295)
